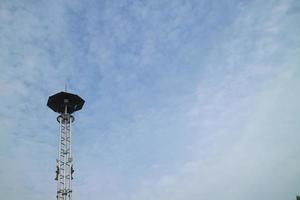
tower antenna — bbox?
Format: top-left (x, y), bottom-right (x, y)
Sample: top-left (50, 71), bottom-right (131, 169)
top-left (47, 90), bottom-right (85, 200)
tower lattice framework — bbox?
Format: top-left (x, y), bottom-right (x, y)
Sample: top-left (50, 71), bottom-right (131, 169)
top-left (56, 112), bottom-right (74, 200)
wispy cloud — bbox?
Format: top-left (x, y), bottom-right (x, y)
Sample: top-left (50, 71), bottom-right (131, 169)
top-left (0, 0), bottom-right (299, 199)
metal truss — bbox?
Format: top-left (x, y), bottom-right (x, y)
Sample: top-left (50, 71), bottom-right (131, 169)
top-left (56, 113), bottom-right (75, 200)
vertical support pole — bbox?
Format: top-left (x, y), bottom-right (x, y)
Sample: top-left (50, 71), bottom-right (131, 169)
top-left (69, 116), bottom-right (73, 200)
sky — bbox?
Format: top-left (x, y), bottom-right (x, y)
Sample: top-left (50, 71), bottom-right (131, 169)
top-left (0, 0), bottom-right (299, 199)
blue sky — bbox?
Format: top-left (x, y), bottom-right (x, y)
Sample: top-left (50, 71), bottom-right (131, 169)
top-left (0, 0), bottom-right (300, 199)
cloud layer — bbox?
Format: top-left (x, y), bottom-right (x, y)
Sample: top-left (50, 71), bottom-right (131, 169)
top-left (0, 0), bottom-right (299, 199)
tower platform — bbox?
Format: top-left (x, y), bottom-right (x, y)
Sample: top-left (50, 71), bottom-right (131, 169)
top-left (47, 91), bottom-right (85, 114)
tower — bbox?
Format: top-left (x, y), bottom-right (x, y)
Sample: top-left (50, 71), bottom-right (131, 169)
top-left (47, 91), bottom-right (85, 200)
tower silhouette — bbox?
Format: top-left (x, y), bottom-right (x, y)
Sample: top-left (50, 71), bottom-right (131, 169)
top-left (47, 91), bottom-right (84, 200)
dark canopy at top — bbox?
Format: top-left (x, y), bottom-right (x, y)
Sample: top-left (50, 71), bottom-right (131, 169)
top-left (47, 91), bottom-right (85, 114)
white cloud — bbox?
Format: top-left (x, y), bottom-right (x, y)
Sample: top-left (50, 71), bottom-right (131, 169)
top-left (0, 0), bottom-right (299, 200)
top-left (130, 67), bottom-right (300, 200)
top-left (129, 0), bottom-right (300, 199)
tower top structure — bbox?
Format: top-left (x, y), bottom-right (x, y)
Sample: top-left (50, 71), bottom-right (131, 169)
top-left (47, 91), bottom-right (85, 114)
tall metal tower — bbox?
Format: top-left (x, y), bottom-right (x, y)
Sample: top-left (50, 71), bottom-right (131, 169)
top-left (47, 91), bottom-right (85, 200)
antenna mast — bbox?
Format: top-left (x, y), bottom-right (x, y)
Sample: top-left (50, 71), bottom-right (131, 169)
top-left (47, 91), bottom-right (85, 200)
